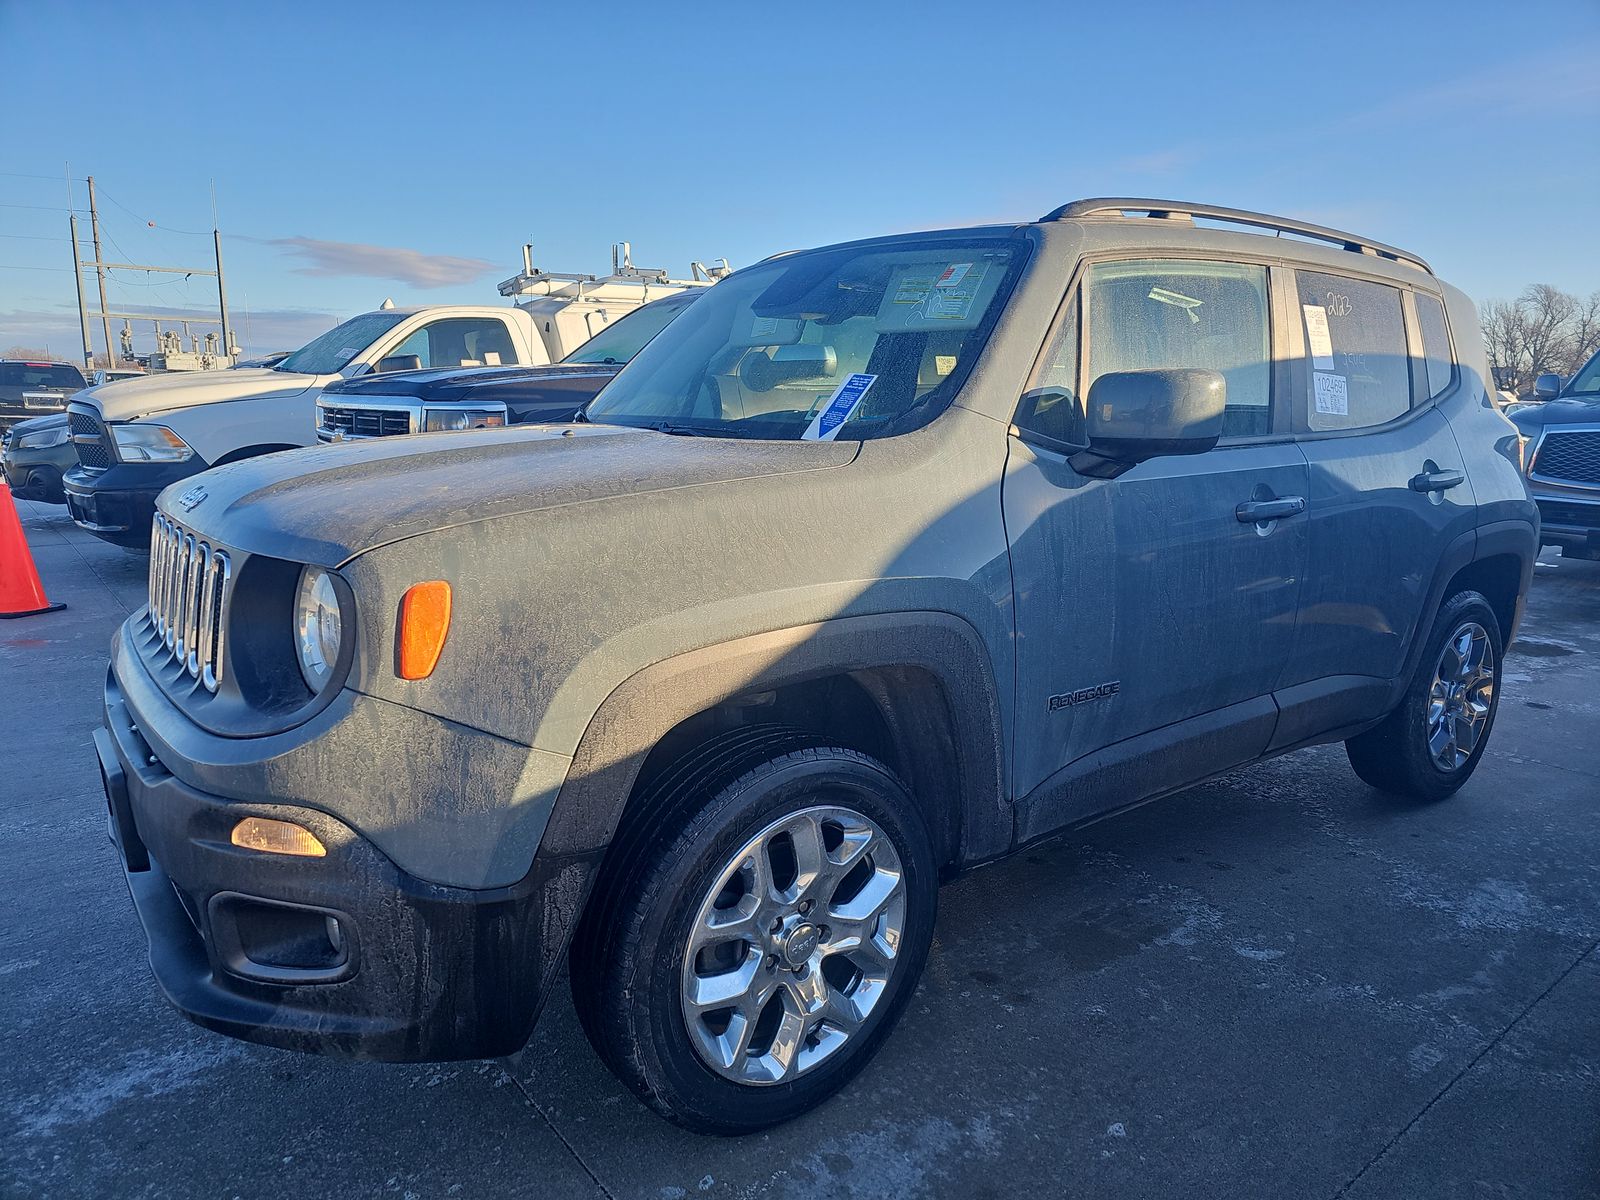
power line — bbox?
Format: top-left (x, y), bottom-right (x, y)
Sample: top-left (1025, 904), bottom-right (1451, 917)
top-left (0, 264), bottom-right (75, 272)
top-left (0, 201), bottom-right (88, 213)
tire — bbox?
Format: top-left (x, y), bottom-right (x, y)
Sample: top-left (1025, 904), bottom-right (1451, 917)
top-left (569, 729), bottom-right (937, 1134)
top-left (1345, 590), bottom-right (1503, 801)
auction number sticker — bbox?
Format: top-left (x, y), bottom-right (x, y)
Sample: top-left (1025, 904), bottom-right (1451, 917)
top-left (801, 373), bottom-right (877, 441)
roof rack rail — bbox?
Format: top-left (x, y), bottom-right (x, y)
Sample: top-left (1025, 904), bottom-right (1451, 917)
top-left (1042, 198), bottom-right (1432, 275)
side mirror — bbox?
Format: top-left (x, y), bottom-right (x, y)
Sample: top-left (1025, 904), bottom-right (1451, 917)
top-left (1533, 373), bottom-right (1563, 400)
top-left (376, 354), bottom-right (424, 375)
top-left (1071, 368), bottom-right (1225, 478)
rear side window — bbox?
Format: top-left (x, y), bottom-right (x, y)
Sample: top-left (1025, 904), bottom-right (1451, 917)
top-left (1297, 272), bottom-right (1410, 431)
top-left (1021, 258), bottom-right (1273, 444)
top-left (1414, 293), bottom-right (1455, 400)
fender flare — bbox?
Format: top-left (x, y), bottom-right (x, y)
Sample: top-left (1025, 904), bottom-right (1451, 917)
top-left (539, 611), bottom-right (1010, 867)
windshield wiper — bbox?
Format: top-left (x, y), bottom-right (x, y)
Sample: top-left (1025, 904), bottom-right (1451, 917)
top-left (652, 422), bottom-right (705, 437)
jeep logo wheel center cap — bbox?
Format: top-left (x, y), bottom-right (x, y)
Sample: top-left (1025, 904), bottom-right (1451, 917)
top-left (782, 923), bottom-right (820, 968)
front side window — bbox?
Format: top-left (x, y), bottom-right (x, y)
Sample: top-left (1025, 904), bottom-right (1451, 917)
top-left (564, 292), bottom-right (700, 365)
top-left (1021, 258), bottom-right (1272, 443)
top-left (584, 235), bottom-right (1025, 440)
top-left (277, 312), bottom-right (409, 375)
top-left (1414, 292), bottom-right (1455, 400)
top-left (1297, 272), bottom-right (1411, 431)
top-left (378, 317), bottom-right (520, 372)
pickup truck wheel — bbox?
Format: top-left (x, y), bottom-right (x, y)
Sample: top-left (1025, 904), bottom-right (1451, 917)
top-left (568, 737), bottom-right (936, 1134)
top-left (1345, 590), bottom-right (1503, 801)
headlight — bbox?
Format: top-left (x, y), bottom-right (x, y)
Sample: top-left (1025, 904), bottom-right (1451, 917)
top-left (111, 423), bottom-right (194, 462)
top-left (15, 426), bottom-right (70, 450)
top-left (293, 567), bottom-right (343, 691)
top-left (423, 407), bottom-right (506, 432)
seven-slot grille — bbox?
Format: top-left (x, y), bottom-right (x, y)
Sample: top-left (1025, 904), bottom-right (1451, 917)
top-left (147, 514), bottom-right (232, 692)
top-left (1533, 431), bottom-right (1600, 487)
top-left (68, 406), bottom-right (113, 469)
top-left (319, 406), bottom-right (412, 437)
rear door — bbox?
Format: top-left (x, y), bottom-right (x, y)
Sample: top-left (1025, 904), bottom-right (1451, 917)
top-left (1003, 256), bottom-right (1308, 832)
top-left (1271, 269), bottom-right (1476, 744)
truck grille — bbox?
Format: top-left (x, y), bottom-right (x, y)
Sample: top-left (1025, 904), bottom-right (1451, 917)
top-left (68, 407), bottom-right (113, 469)
top-left (320, 406), bottom-right (412, 438)
top-left (147, 514), bottom-right (232, 692)
top-left (1533, 431), bottom-right (1600, 487)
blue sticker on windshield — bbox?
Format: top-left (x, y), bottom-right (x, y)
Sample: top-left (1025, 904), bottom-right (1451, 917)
top-left (801, 373), bottom-right (876, 441)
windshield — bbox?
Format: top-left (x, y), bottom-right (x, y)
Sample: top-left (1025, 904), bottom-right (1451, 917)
top-left (563, 292), bottom-right (700, 365)
top-left (1565, 350), bottom-right (1600, 396)
top-left (583, 235), bottom-right (1024, 440)
top-left (275, 311), bottom-right (409, 375)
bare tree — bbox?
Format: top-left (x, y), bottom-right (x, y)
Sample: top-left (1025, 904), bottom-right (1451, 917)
top-left (1480, 284), bottom-right (1600, 395)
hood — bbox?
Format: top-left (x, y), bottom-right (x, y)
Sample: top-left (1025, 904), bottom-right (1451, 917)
top-left (324, 362), bottom-right (611, 402)
top-left (161, 423), bottom-right (857, 565)
top-left (1508, 395), bottom-right (1600, 432)
top-left (84, 367), bottom-right (316, 422)
top-left (6, 411), bottom-right (69, 435)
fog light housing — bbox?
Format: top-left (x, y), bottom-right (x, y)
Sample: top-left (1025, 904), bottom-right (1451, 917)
top-left (231, 817), bottom-right (326, 858)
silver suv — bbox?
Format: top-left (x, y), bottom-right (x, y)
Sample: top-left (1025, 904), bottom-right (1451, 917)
top-left (95, 199), bottom-right (1537, 1133)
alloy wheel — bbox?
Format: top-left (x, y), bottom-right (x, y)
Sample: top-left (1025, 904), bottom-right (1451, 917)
top-left (679, 804), bottom-right (907, 1085)
top-left (1426, 621), bottom-right (1495, 771)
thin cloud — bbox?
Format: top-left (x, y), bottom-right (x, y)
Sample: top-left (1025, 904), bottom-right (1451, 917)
top-left (264, 236), bottom-right (498, 290)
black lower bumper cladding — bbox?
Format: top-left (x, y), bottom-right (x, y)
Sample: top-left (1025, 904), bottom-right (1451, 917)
top-left (96, 668), bottom-right (593, 1062)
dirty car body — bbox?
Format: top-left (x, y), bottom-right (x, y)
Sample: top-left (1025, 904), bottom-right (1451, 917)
top-left (97, 200), bottom-right (1538, 1130)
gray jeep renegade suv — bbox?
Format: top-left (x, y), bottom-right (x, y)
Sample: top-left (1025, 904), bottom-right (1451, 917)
top-left (96, 199), bottom-right (1537, 1133)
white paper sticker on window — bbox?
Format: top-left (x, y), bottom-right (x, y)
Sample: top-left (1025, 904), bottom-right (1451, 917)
top-left (1302, 305), bottom-right (1335, 372)
top-left (934, 262), bottom-right (973, 289)
top-left (1314, 372), bottom-right (1348, 416)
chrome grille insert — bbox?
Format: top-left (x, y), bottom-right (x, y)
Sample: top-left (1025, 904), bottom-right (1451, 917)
top-left (147, 514), bottom-right (231, 692)
top-left (1532, 430), bottom-right (1600, 488)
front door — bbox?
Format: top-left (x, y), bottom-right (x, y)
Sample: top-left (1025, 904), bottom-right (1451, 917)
top-left (1003, 257), bottom-right (1308, 836)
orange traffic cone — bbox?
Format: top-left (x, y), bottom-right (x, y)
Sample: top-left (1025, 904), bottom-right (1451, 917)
top-left (0, 483), bottom-right (65, 618)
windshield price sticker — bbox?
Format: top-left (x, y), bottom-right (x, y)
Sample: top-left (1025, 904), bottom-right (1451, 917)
top-left (801, 373), bottom-right (877, 441)
top-left (1302, 305), bottom-right (1336, 371)
top-left (1314, 371), bottom-right (1349, 416)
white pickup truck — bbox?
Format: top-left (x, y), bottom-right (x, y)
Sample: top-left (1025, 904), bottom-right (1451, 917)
top-left (63, 246), bottom-right (719, 547)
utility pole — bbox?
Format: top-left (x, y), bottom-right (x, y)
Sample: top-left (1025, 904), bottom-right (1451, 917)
top-left (67, 215), bottom-right (95, 372)
top-left (86, 176), bottom-right (114, 368)
top-left (214, 229), bottom-right (234, 358)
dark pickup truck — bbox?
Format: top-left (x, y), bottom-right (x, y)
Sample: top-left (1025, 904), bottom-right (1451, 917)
top-left (315, 290), bottom-right (699, 440)
top-left (1, 359), bottom-right (86, 430)
top-left (1509, 350), bottom-right (1600, 559)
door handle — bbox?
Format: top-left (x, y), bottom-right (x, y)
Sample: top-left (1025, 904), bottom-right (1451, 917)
top-left (1409, 468), bottom-right (1464, 493)
top-left (1235, 496), bottom-right (1306, 523)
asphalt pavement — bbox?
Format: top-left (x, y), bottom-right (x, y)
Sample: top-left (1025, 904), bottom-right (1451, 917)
top-left (3, 496), bottom-right (1596, 1199)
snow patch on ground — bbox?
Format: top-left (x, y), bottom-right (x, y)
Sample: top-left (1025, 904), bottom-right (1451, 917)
top-left (14, 1040), bottom-right (246, 1138)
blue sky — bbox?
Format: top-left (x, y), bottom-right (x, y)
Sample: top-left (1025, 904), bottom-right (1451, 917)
top-left (2, 0), bottom-right (1597, 358)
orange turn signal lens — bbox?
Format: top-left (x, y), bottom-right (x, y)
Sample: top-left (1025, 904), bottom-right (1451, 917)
top-left (230, 817), bottom-right (326, 858)
top-left (398, 580), bottom-right (452, 680)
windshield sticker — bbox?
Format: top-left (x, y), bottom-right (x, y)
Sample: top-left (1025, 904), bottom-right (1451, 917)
top-left (1303, 305), bottom-right (1336, 371)
top-left (1314, 372), bottom-right (1349, 416)
top-left (923, 260), bottom-right (991, 322)
top-left (935, 262), bottom-right (973, 288)
top-left (891, 272), bottom-right (936, 307)
top-left (801, 373), bottom-right (877, 441)
top-left (337, 347), bottom-right (360, 359)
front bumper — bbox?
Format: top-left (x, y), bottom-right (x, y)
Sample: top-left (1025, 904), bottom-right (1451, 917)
top-left (97, 663), bottom-right (594, 1062)
top-left (63, 460), bottom-right (204, 546)
top-left (1526, 488), bottom-right (1600, 557)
